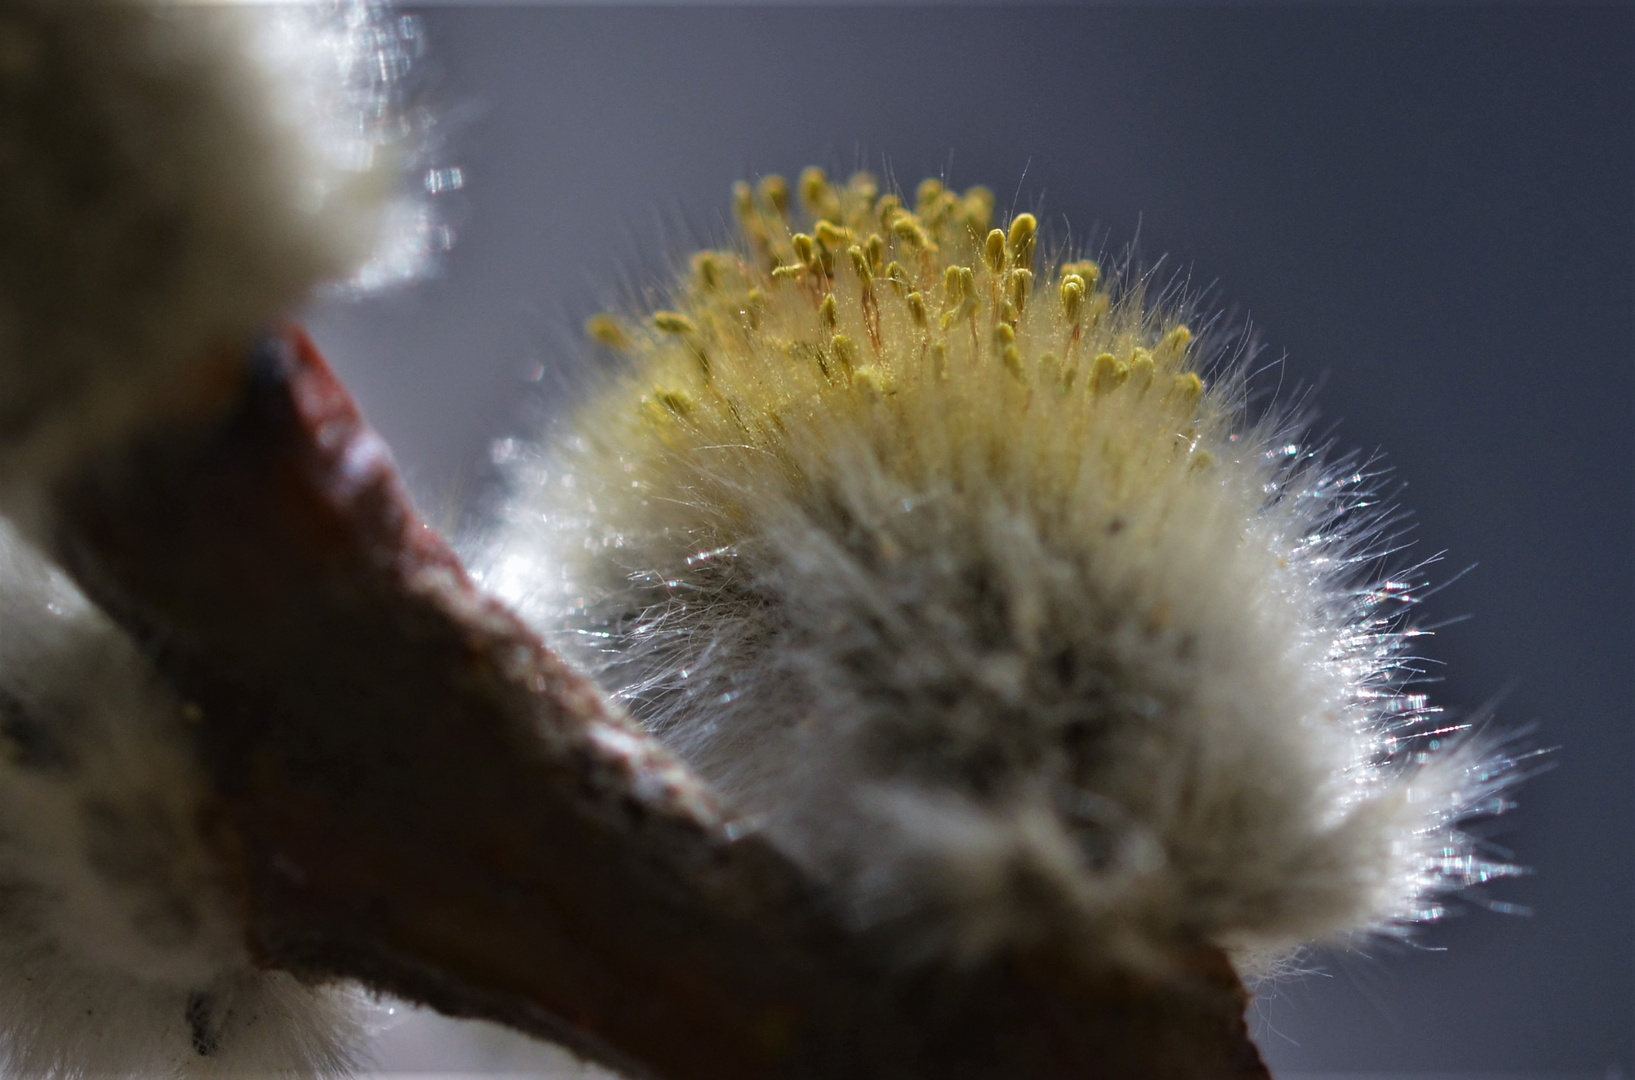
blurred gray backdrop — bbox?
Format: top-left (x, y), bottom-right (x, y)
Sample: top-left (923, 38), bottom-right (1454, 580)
top-left (304, 5), bottom-right (1634, 1075)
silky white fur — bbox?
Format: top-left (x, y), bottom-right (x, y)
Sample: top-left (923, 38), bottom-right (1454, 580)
top-left (0, 0), bottom-right (437, 506)
top-left (479, 173), bottom-right (1520, 974)
top-left (0, 519), bottom-right (363, 1077)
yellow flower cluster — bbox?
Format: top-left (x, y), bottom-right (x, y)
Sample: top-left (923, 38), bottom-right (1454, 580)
top-left (581, 169), bottom-right (1219, 514)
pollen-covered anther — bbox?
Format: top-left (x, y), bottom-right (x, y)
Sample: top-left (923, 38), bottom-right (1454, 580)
top-left (732, 180), bottom-right (756, 223)
top-left (1127, 347), bottom-right (1156, 392)
top-left (906, 292), bottom-right (929, 331)
top-left (885, 261), bottom-right (912, 298)
top-left (691, 252), bottom-right (726, 292)
top-left (1006, 213), bottom-right (1037, 271)
top-left (1165, 371), bottom-right (1205, 410)
top-left (1155, 325), bottom-right (1194, 366)
top-left (865, 234), bottom-right (886, 274)
top-left (652, 388), bottom-right (695, 418)
top-left (915, 178), bottom-right (945, 215)
top-left (758, 174), bottom-right (792, 218)
top-left (652, 311), bottom-right (696, 336)
top-left (791, 233), bottom-right (819, 272)
top-left (1088, 352), bottom-right (1128, 395)
top-left (847, 246), bottom-right (872, 284)
top-left (1009, 269), bottom-right (1033, 313)
top-left (892, 215), bottom-right (932, 252)
top-left (819, 294), bottom-right (839, 333)
top-left (1061, 275), bottom-right (1086, 324)
top-left (1061, 260), bottom-right (1102, 291)
top-left (984, 229), bottom-right (1007, 276)
top-left (851, 365), bottom-right (889, 401)
top-left (584, 314), bottom-right (630, 351)
top-left (800, 167), bottom-right (842, 221)
top-left (830, 334), bottom-right (859, 375)
top-left (940, 267), bottom-right (977, 330)
top-left (815, 221), bottom-right (852, 249)
top-left (875, 194), bottom-right (904, 230)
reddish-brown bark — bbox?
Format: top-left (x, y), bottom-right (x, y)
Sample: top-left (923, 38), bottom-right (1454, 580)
top-left (46, 327), bottom-right (1270, 1080)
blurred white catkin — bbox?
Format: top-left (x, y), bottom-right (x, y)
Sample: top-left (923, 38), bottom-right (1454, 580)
top-left (0, 0), bottom-right (441, 1075)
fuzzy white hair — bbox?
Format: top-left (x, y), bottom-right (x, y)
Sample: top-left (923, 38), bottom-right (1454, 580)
top-left (477, 171), bottom-right (1521, 975)
top-left (0, 518), bottom-right (364, 1078)
top-left (0, 3), bottom-right (427, 1071)
top-left (0, 0), bottom-right (440, 510)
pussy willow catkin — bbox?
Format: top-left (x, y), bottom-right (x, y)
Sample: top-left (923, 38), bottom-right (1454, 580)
top-left (0, 1), bottom-right (431, 1074)
top-left (481, 169), bottom-right (1519, 972)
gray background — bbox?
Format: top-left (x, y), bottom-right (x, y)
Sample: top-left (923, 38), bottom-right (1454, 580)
top-left (305, 5), bottom-right (1634, 1074)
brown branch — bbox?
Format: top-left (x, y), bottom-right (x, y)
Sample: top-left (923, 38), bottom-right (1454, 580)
top-left (44, 327), bottom-right (1270, 1080)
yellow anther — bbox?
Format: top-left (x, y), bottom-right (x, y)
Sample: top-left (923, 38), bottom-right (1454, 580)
top-left (1009, 268), bottom-right (1033, 312)
top-left (1127, 349), bottom-right (1155, 391)
top-left (819, 293), bottom-right (838, 332)
top-left (962, 186), bottom-right (995, 233)
top-left (993, 323), bottom-right (1016, 350)
top-left (892, 215), bottom-right (929, 250)
top-left (799, 167), bottom-right (830, 209)
top-left (791, 233), bottom-right (816, 268)
top-left (758, 174), bottom-right (790, 218)
top-left (1089, 352), bottom-right (1128, 395)
top-left (1007, 214), bottom-right (1037, 271)
top-left (848, 171), bottom-right (880, 206)
top-left (851, 365), bottom-right (887, 400)
top-left (831, 333), bottom-right (859, 372)
top-left (1155, 325), bottom-right (1194, 363)
top-left (1060, 260), bottom-right (1101, 291)
top-left (1002, 345), bottom-right (1025, 379)
top-left (915, 178), bottom-right (945, 213)
top-left (885, 261), bottom-right (912, 297)
top-left (906, 291), bottom-right (928, 329)
top-left (984, 230), bottom-right (1007, 275)
top-left (924, 191), bottom-right (958, 227)
top-left (653, 388), bottom-right (695, 418)
top-left (1000, 299), bottom-right (1018, 326)
top-left (1166, 372), bottom-right (1205, 408)
top-left (584, 314), bottom-right (629, 350)
top-left (653, 311), bottom-right (696, 335)
top-left (1060, 276), bottom-right (1085, 323)
top-left (732, 181), bottom-right (755, 223)
top-left (815, 220), bottom-right (851, 247)
top-left (940, 270), bottom-right (975, 329)
top-left (865, 234), bottom-right (886, 274)
top-left (771, 263), bottom-right (806, 282)
top-left (847, 245), bottom-right (872, 283)
top-left (875, 194), bottom-right (903, 229)
top-left (691, 251), bottom-right (724, 291)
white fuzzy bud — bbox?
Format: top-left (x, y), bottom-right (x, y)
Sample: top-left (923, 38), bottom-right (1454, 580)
top-left (0, 0), bottom-right (443, 506)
